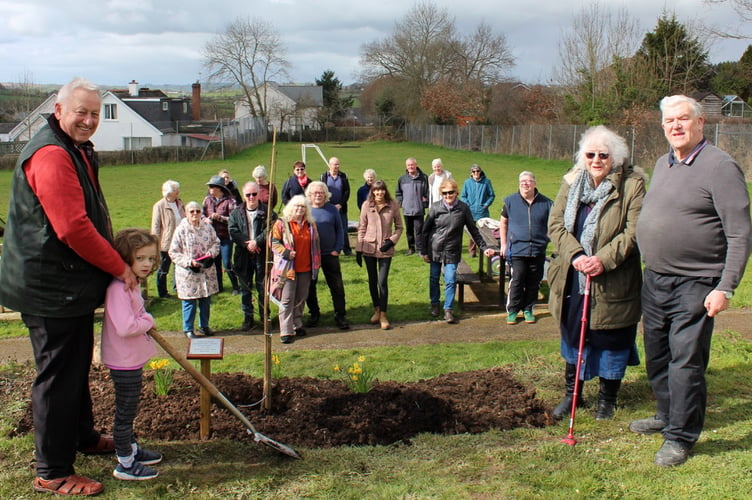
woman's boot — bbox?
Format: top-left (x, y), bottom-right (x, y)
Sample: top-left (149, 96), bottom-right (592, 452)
top-left (379, 311), bottom-right (391, 330)
top-left (595, 378), bottom-right (621, 420)
top-left (370, 307), bottom-right (381, 324)
top-left (552, 363), bottom-right (586, 420)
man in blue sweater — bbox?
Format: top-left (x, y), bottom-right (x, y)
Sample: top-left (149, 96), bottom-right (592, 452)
top-left (499, 171), bottom-right (552, 325)
top-left (633, 95), bottom-right (752, 467)
top-left (304, 181), bottom-right (350, 330)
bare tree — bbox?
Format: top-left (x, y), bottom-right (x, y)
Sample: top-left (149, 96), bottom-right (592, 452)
top-left (203, 17), bottom-right (290, 119)
top-left (455, 22), bottom-right (515, 86)
top-left (360, 1), bottom-right (514, 122)
top-left (705, 0), bottom-right (752, 38)
top-left (554, 2), bottom-right (642, 122)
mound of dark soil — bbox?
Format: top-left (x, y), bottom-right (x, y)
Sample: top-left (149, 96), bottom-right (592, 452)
top-left (8, 366), bottom-right (552, 449)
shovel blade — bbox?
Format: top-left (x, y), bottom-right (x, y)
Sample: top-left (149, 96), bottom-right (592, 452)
top-left (249, 429), bottom-right (303, 459)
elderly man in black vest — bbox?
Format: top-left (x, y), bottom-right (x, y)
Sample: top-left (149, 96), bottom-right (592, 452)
top-left (0, 77), bottom-right (136, 496)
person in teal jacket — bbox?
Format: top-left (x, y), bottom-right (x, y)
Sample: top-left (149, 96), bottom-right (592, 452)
top-left (460, 164), bottom-right (495, 257)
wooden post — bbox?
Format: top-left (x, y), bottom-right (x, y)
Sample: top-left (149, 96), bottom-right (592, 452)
top-left (199, 359), bottom-right (212, 439)
top-left (185, 337), bottom-right (224, 440)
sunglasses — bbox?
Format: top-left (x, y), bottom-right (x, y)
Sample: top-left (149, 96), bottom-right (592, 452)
top-left (188, 209), bottom-right (201, 214)
top-left (244, 192), bottom-right (258, 197)
top-left (585, 152), bottom-right (610, 160)
top-left (471, 170), bottom-right (481, 173)
top-left (441, 190), bottom-right (456, 195)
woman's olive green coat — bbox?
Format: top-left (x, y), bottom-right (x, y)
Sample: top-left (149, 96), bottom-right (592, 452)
top-left (547, 164), bottom-right (646, 330)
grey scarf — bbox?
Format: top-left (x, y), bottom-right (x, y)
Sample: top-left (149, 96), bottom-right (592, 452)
top-left (563, 168), bottom-right (613, 293)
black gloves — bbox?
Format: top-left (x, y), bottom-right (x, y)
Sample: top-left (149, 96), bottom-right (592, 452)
top-left (356, 251), bottom-right (363, 267)
top-left (379, 239), bottom-right (395, 252)
top-left (199, 256), bottom-right (214, 268)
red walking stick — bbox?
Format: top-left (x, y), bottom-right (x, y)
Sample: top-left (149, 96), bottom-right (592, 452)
top-left (561, 273), bottom-right (591, 446)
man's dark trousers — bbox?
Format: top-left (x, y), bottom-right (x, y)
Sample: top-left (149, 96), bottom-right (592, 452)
top-left (642, 269), bottom-right (716, 445)
top-left (24, 313), bottom-right (101, 479)
top-left (306, 254), bottom-right (346, 319)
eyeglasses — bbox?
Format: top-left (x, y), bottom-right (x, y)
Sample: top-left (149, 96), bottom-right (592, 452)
top-left (310, 191), bottom-right (325, 195)
top-left (471, 170), bottom-right (481, 173)
top-left (441, 190), bottom-right (456, 195)
top-left (585, 152), bottom-right (609, 160)
top-left (519, 180), bottom-right (534, 185)
top-left (244, 192), bottom-right (258, 197)
top-left (294, 168), bottom-right (306, 171)
top-left (188, 209), bottom-right (201, 214)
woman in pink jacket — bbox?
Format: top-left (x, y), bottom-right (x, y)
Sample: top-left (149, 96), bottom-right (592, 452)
top-left (356, 180), bottom-right (403, 330)
top-left (101, 228), bottom-right (163, 481)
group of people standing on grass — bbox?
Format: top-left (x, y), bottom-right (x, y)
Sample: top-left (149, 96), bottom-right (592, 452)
top-left (0, 76), bottom-right (749, 497)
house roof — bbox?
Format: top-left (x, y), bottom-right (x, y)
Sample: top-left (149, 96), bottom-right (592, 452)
top-left (276, 85), bottom-right (324, 106)
top-left (111, 88), bottom-right (169, 99)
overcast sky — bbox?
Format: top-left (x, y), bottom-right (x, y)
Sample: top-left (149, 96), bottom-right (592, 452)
top-left (1, 0), bottom-right (750, 89)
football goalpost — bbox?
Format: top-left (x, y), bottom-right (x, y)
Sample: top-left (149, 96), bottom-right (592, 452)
top-left (300, 143), bottom-right (329, 168)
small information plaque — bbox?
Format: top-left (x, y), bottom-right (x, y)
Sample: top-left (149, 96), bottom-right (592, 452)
top-left (186, 337), bottom-right (224, 359)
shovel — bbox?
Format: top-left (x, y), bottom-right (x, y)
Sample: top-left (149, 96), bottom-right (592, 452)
top-left (148, 329), bottom-right (302, 459)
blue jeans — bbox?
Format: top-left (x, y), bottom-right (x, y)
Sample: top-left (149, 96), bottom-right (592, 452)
top-left (214, 239), bottom-right (238, 291)
top-left (181, 297), bottom-right (211, 333)
top-left (429, 261), bottom-right (457, 311)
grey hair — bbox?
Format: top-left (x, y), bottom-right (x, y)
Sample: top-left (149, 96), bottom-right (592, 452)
top-left (575, 125), bottom-right (630, 170)
top-left (282, 194), bottom-right (315, 223)
top-left (56, 77), bottom-right (101, 104)
top-left (518, 171), bottom-right (536, 182)
top-left (252, 165), bottom-right (267, 179)
top-left (185, 200), bottom-right (201, 213)
top-left (161, 179), bottom-right (180, 197)
top-left (243, 181), bottom-right (259, 193)
top-left (363, 168), bottom-right (376, 180)
top-left (305, 180), bottom-right (332, 202)
top-left (660, 95), bottom-right (704, 119)
top-left (431, 158), bottom-right (443, 169)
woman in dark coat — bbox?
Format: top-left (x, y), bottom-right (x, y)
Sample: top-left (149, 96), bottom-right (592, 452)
top-left (421, 178), bottom-right (494, 324)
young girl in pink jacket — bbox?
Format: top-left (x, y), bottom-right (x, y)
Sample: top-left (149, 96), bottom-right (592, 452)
top-left (101, 228), bottom-right (162, 481)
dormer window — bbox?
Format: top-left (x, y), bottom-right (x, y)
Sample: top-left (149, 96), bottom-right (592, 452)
top-left (104, 103), bottom-right (117, 120)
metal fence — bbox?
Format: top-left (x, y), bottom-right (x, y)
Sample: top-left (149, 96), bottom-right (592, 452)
top-left (406, 123), bottom-right (752, 176)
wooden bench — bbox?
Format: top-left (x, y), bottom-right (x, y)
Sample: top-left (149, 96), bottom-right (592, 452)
top-left (456, 259), bottom-right (481, 308)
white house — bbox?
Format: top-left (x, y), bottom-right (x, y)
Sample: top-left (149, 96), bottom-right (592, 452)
top-left (235, 83), bottom-right (323, 133)
top-left (5, 81), bottom-right (202, 151)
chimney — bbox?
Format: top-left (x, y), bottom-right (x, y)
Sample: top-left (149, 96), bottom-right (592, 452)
top-left (192, 82), bottom-right (201, 121)
top-left (128, 80), bottom-right (139, 97)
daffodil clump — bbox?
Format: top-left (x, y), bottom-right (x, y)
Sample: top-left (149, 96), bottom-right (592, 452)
top-left (271, 353), bottom-right (283, 379)
top-left (149, 358), bottom-right (173, 396)
top-left (333, 355), bottom-right (375, 393)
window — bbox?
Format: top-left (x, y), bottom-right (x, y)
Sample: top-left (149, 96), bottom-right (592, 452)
top-left (162, 101), bottom-right (169, 112)
top-left (104, 103), bottom-right (117, 120)
top-left (123, 137), bottom-right (153, 150)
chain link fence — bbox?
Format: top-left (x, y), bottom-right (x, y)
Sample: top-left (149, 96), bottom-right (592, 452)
top-left (406, 123), bottom-right (752, 176)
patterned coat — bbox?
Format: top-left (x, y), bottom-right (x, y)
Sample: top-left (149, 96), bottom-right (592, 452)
top-left (168, 218), bottom-right (221, 300)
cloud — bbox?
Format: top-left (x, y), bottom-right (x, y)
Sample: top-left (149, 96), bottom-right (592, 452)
top-left (0, 0), bottom-right (748, 87)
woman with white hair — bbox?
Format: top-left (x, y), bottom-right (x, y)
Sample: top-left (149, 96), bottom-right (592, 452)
top-left (253, 165), bottom-right (278, 210)
top-left (269, 195), bottom-right (321, 344)
top-left (151, 179), bottom-right (184, 298)
top-left (357, 168), bottom-right (376, 210)
top-left (427, 158), bottom-right (452, 205)
top-left (547, 125), bottom-right (646, 421)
